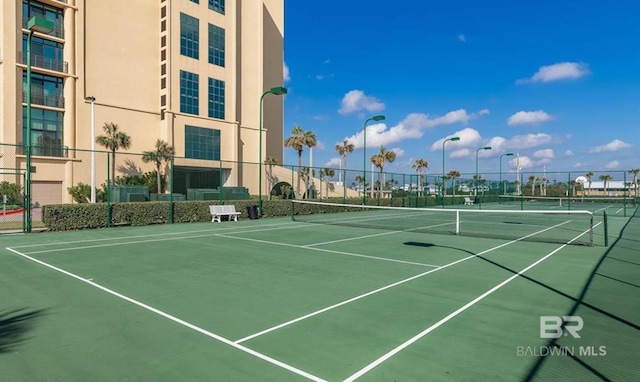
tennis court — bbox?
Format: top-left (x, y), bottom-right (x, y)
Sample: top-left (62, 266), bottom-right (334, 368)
top-left (1, 202), bottom-right (638, 381)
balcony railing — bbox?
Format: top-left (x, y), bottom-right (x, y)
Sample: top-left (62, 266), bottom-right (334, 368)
top-left (19, 51), bottom-right (68, 73)
top-left (23, 17), bottom-right (64, 38)
top-left (22, 92), bottom-right (65, 108)
top-left (17, 144), bottom-right (69, 158)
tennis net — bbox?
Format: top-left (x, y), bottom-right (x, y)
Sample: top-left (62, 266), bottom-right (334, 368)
top-left (291, 200), bottom-right (598, 246)
top-left (497, 195), bottom-right (636, 212)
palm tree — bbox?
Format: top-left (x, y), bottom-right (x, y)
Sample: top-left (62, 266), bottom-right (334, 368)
top-left (629, 169), bottom-right (639, 197)
top-left (141, 139), bottom-right (175, 194)
top-left (334, 140), bottom-right (354, 184)
top-left (283, 126), bottom-right (317, 198)
top-left (354, 175), bottom-right (365, 196)
top-left (599, 174), bottom-right (612, 196)
top-left (528, 175), bottom-right (536, 196)
top-left (319, 168), bottom-right (335, 198)
top-left (585, 171), bottom-right (594, 196)
top-left (412, 159), bottom-right (429, 197)
top-left (370, 146), bottom-right (396, 198)
top-left (264, 156), bottom-right (279, 199)
top-left (96, 122), bottom-right (132, 185)
top-left (447, 170), bottom-right (461, 200)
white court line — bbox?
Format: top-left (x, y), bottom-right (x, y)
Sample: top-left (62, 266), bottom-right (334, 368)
top-left (342, 223), bottom-right (599, 382)
top-left (10, 221), bottom-right (302, 249)
top-left (304, 221), bottom-right (456, 247)
top-left (233, 220), bottom-right (572, 344)
top-left (4, 247), bottom-right (327, 382)
top-left (18, 223), bottom-right (319, 255)
top-left (616, 207), bottom-right (624, 214)
top-left (215, 233), bottom-right (438, 268)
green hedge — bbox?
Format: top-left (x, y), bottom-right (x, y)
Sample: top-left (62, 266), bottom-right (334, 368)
top-left (41, 196), bottom-right (463, 231)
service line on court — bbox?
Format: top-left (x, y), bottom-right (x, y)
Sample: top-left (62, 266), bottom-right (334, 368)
top-left (5, 247), bottom-right (327, 382)
top-left (343, 222), bottom-right (600, 382)
top-left (233, 220), bottom-right (572, 344)
top-left (16, 222), bottom-right (320, 255)
top-left (215, 233), bottom-right (439, 268)
top-left (10, 221), bottom-right (303, 249)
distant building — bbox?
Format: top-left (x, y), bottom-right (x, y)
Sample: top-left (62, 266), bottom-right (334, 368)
top-left (1, 0), bottom-right (284, 204)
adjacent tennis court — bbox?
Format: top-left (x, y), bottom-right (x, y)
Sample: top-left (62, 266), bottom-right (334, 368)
top-left (1, 202), bottom-right (638, 381)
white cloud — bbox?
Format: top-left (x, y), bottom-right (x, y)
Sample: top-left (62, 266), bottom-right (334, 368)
top-left (283, 62), bottom-right (290, 83)
top-left (588, 139), bottom-right (632, 153)
top-left (450, 148), bottom-right (471, 159)
top-left (507, 110), bottom-right (553, 126)
top-left (324, 157), bottom-right (342, 168)
top-left (430, 127), bottom-right (482, 152)
top-left (390, 148), bottom-right (404, 158)
top-left (313, 115), bottom-right (328, 121)
top-left (314, 141), bottom-right (326, 150)
top-left (605, 160), bottom-right (620, 169)
top-left (478, 109), bottom-right (490, 116)
top-left (533, 149), bottom-right (554, 159)
top-left (347, 109), bottom-right (487, 149)
top-left (514, 156), bottom-right (535, 169)
top-left (458, 34), bottom-right (466, 42)
top-left (564, 150), bottom-right (574, 157)
top-left (507, 134), bottom-right (553, 149)
top-left (517, 62), bottom-right (590, 84)
top-left (338, 90), bottom-right (385, 115)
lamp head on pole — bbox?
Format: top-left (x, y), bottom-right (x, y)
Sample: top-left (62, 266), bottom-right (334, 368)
top-left (268, 86), bottom-right (288, 95)
top-left (371, 115), bottom-right (385, 121)
top-left (481, 146), bottom-right (492, 151)
top-left (448, 136), bottom-right (460, 142)
top-left (85, 96), bottom-right (96, 102)
top-left (504, 152), bottom-right (514, 156)
top-left (28, 17), bottom-right (54, 34)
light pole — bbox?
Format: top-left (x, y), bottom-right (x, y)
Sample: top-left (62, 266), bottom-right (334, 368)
top-left (85, 96), bottom-right (96, 203)
top-left (442, 136), bottom-right (460, 205)
top-left (362, 115), bottom-right (385, 205)
top-left (475, 146), bottom-right (492, 197)
top-left (25, 17), bottom-right (54, 233)
top-left (258, 86), bottom-right (287, 217)
top-left (499, 152), bottom-right (514, 195)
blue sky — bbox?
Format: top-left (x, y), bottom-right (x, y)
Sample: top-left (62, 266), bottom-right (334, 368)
top-left (281, 0), bottom-right (639, 180)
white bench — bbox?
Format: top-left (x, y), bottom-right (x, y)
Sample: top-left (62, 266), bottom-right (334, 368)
top-left (209, 205), bottom-right (241, 222)
top-left (464, 197), bottom-right (474, 205)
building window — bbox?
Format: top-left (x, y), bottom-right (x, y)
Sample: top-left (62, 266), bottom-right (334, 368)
top-left (161, 49), bottom-right (166, 61)
top-left (208, 0), bottom-right (225, 15)
top-left (161, 19), bottom-right (166, 32)
top-left (208, 24), bottom-right (225, 67)
top-left (189, 0), bottom-right (199, 3)
top-left (22, 0), bottom-right (63, 38)
top-left (185, 125), bottom-right (220, 160)
top-left (22, 107), bottom-right (64, 157)
top-left (22, 35), bottom-right (64, 72)
top-left (208, 78), bottom-right (225, 119)
top-left (180, 70), bottom-right (199, 115)
top-left (161, 6), bottom-right (166, 18)
top-left (180, 13), bottom-right (199, 59)
top-left (161, 35), bottom-right (166, 48)
top-left (161, 77), bottom-right (166, 89)
top-left (161, 95), bottom-right (166, 107)
top-left (22, 72), bottom-right (64, 108)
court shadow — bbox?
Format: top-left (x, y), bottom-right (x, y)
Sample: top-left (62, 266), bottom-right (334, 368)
top-left (403, 241), bottom-right (435, 248)
top-left (0, 308), bottom-right (46, 354)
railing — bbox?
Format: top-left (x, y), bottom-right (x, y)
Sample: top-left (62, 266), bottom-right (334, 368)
top-left (16, 144), bottom-right (69, 158)
top-left (22, 17), bottom-right (64, 39)
top-left (22, 92), bottom-right (64, 108)
top-left (19, 51), bottom-right (68, 74)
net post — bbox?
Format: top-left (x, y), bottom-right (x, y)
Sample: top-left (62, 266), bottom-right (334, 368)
top-left (456, 209), bottom-right (460, 234)
top-left (603, 211), bottom-right (608, 247)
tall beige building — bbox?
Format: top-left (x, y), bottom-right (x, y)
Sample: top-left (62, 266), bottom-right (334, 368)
top-left (0, 0), bottom-right (285, 205)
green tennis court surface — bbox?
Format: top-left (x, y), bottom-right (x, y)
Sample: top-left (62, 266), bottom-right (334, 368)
top-left (1, 207), bottom-right (638, 381)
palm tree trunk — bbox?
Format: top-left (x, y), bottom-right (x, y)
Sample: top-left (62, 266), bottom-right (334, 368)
top-left (111, 150), bottom-right (116, 185)
top-left (296, 153), bottom-right (302, 199)
top-left (156, 164), bottom-right (162, 194)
